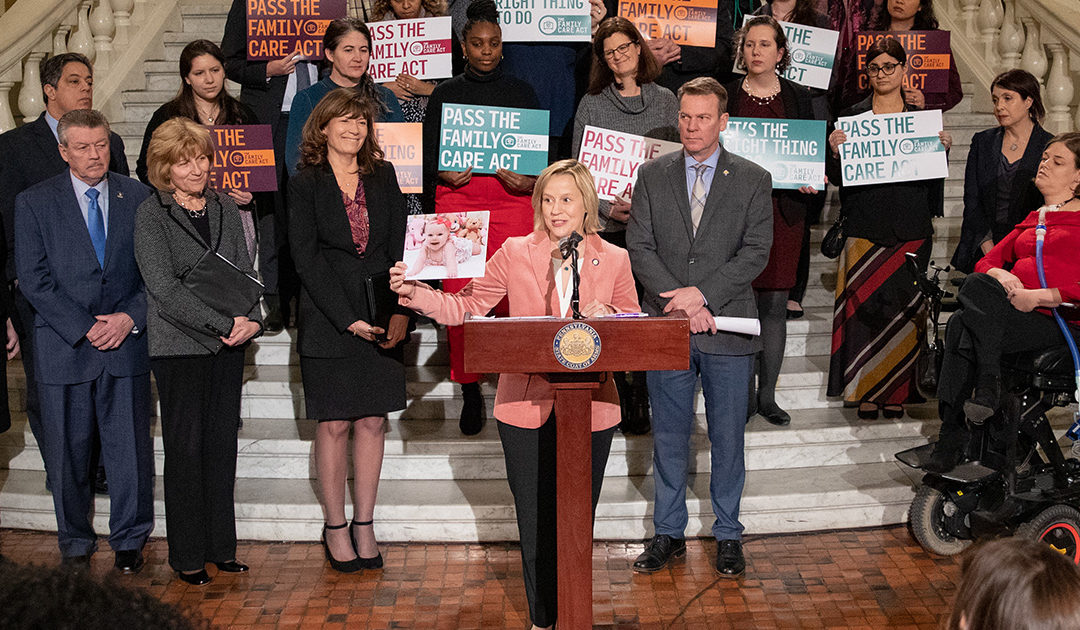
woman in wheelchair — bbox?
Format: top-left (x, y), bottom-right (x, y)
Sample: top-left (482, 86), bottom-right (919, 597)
top-left (928, 132), bottom-right (1080, 473)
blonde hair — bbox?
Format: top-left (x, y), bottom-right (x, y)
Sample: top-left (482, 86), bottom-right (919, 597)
top-left (531, 159), bottom-right (601, 235)
top-left (145, 117), bottom-right (214, 192)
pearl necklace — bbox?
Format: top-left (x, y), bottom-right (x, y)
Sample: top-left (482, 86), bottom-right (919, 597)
top-left (743, 79), bottom-right (781, 106)
top-left (175, 194), bottom-right (207, 218)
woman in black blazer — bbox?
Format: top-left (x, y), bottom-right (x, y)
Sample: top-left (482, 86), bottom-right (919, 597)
top-left (288, 88), bottom-right (409, 573)
top-left (952, 69), bottom-right (1052, 274)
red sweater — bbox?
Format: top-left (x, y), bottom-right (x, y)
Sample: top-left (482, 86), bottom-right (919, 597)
top-left (976, 208), bottom-right (1080, 322)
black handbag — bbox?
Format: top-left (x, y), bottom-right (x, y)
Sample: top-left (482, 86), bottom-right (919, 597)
top-left (821, 213), bottom-right (847, 259)
top-left (364, 270), bottom-right (397, 343)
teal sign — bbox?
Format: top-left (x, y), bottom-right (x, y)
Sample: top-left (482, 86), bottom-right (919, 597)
top-left (438, 104), bottom-right (550, 176)
top-left (721, 117), bottom-right (826, 190)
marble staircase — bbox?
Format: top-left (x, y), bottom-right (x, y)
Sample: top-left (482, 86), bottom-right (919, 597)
top-left (0, 1), bottom-right (1009, 543)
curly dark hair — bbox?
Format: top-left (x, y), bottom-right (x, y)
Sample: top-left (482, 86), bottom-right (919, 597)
top-left (0, 560), bottom-right (207, 630)
top-left (462, 0), bottom-right (500, 40)
top-left (587, 17), bottom-right (661, 95)
top-left (297, 87), bottom-right (385, 174)
top-left (872, 0), bottom-right (939, 30)
top-left (734, 15), bottom-right (793, 76)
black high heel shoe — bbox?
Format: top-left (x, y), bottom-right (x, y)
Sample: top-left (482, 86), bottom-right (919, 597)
top-left (323, 523), bottom-right (362, 573)
top-left (351, 520), bottom-right (384, 569)
top-left (213, 560), bottom-right (249, 573)
top-left (964, 374), bottom-right (1001, 425)
top-left (176, 569), bottom-right (211, 585)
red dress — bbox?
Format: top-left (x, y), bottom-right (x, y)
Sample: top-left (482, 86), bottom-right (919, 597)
top-left (436, 175), bottom-right (535, 382)
top-left (738, 91), bottom-right (805, 291)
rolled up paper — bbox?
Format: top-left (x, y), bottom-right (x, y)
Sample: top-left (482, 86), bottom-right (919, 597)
top-left (713, 316), bottom-right (761, 336)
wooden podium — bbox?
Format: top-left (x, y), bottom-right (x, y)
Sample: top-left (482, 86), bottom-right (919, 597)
top-left (463, 313), bottom-right (690, 628)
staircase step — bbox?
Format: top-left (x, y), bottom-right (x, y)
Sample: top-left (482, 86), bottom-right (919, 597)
top-left (0, 460), bottom-right (918, 541)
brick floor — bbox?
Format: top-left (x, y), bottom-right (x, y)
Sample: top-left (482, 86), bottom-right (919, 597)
top-left (0, 525), bottom-right (961, 629)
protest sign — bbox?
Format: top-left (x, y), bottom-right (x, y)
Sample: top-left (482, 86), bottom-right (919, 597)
top-left (618, 0), bottom-right (718, 48)
top-left (373, 122), bottom-right (423, 194)
top-left (835, 110), bottom-right (948, 186)
top-left (733, 18), bottom-right (838, 90)
top-left (245, 0), bottom-right (347, 61)
top-left (368, 16), bottom-right (453, 82)
top-left (855, 30), bottom-right (952, 93)
top-left (576, 126), bottom-right (681, 201)
top-left (208, 125), bottom-right (278, 192)
top-left (496, 0), bottom-right (591, 42)
top-left (438, 104), bottom-right (550, 175)
top-left (721, 118), bottom-right (826, 190)
top-left (404, 212), bottom-right (490, 281)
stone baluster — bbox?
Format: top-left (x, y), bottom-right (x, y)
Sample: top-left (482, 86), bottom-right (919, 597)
top-left (0, 65), bottom-right (21, 133)
top-left (90, 0), bottom-right (116, 70)
top-left (54, 22), bottom-right (73, 55)
top-left (18, 51), bottom-right (48, 121)
top-left (1044, 43), bottom-right (1074, 133)
top-left (1020, 18), bottom-right (1048, 85)
top-left (68, 3), bottom-right (96, 63)
top-left (977, 0), bottom-right (1004, 68)
top-left (960, 0), bottom-right (981, 40)
top-left (997, 0), bottom-right (1024, 70)
top-left (111, 0), bottom-right (135, 49)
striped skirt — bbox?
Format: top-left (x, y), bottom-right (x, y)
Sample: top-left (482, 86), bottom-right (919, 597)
top-left (827, 237), bottom-right (930, 405)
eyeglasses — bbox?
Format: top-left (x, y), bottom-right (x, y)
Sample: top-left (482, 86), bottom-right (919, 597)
top-left (866, 62), bottom-right (901, 77)
top-left (603, 41), bottom-right (636, 60)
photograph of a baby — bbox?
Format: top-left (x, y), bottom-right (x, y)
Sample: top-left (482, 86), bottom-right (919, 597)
top-left (403, 211), bottom-right (489, 280)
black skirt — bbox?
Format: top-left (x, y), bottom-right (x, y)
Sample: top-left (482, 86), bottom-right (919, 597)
top-left (300, 343), bottom-right (406, 421)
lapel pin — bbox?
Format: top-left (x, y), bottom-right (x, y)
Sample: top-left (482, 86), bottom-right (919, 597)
top-left (723, 169), bottom-right (730, 176)
top-left (116, 191), bottom-right (123, 199)
top-left (592, 258), bottom-right (599, 266)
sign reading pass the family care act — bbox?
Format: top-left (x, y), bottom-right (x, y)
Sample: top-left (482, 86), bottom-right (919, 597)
top-left (438, 104), bottom-right (550, 175)
top-left (618, 0), bottom-right (719, 48)
top-left (208, 125), bottom-right (278, 192)
top-left (721, 118), bottom-right (826, 190)
top-left (836, 110), bottom-right (948, 186)
top-left (496, 0), bottom-right (592, 42)
top-left (576, 126), bottom-right (681, 201)
top-left (368, 17), bottom-right (453, 82)
top-left (856, 30), bottom-right (952, 93)
top-left (245, 0), bottom-right (347, 61)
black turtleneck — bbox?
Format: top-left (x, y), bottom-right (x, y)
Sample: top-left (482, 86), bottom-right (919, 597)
top-left (421, 64), bottom-right (541, 210)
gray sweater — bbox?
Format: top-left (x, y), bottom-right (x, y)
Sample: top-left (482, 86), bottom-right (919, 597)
top-left (572, 82), bottom-right (680, 231)
top-left (134, 189), bottom-right (262, 357)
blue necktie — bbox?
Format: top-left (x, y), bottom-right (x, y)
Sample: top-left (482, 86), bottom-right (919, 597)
top-left (85, 188), bottom-right (106, 267)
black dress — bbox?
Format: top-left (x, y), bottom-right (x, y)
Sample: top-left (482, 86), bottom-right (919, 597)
top-left (288, 161), bottom-right (409, 421)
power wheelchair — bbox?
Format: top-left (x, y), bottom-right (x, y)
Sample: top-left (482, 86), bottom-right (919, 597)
top-left (895, 257), bottom-right (1080, 560)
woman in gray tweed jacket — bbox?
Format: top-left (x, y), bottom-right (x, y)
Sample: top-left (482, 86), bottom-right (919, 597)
top-left (134, 117), bottom-right (262, 586)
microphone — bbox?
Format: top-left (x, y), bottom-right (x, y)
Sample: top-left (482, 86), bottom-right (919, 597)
top-left (558, 231), bottom-right (583, 260)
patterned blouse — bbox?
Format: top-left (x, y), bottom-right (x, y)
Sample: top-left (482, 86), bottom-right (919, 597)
top-left (344, 178), bottom-right (370, 255)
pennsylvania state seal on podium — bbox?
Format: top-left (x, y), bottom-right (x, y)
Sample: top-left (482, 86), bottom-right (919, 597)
top-left (552, 322), bottom-right (601, 370)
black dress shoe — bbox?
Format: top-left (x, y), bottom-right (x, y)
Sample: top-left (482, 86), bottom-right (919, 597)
top-left (176, 569), bottom-right (211, 585)
top-left (459, 382), bottom-right (485, 436)
top-left (114, 549), bottom-right (144, 574)
top-left (715, 539), bottom-right (745, 578)
top-left (213, 560), bottom-right (249, 573)
top-left (758, 402), bottom-right (791, 426)
top-left (263, 306), bottom-right (285, 334)
top-left (632, 534), bottom-right (686, 573)
top-left (94, 466), bottom-right (108, 495)
top-left (964, 374), bottom-right (1001, 425)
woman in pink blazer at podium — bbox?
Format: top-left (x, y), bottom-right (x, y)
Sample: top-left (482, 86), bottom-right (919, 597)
top-left (390, 159), bottom-right (639, 629)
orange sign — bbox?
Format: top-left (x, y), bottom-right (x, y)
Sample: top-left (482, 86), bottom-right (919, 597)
top-left (373, 122), bottom-right (423, 194)
top-left (618, 0), bottom-right (718, 48)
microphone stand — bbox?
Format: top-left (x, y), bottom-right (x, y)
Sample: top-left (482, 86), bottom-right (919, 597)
top-left (570, 244), bottom-right (582, 320)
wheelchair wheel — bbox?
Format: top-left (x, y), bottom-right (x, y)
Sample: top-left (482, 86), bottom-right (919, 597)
top-left (1016, 504), bottom-right (1080, 564)
top-left (910, 485), bottom-right (972, 556)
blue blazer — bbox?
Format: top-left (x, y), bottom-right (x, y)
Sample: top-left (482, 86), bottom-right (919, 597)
top-left (14, 171), bottom-right (151, 385)
top-left (952, 123), bottom-right (1053, 273)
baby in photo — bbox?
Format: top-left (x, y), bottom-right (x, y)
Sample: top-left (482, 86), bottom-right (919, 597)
top-left (408, 216), bottom-right (472, 278)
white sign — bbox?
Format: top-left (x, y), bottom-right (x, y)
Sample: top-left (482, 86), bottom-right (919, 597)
top-left (576, 126), bottom-right (682, 201)
top-left (735, 18), bottom-right (839, 91)
top-left (836, 110), bottom-right (948, 186)
top-left (368, 16), bottom-right (453, 82)
top-left (497, 0), bottom-right (592, 42)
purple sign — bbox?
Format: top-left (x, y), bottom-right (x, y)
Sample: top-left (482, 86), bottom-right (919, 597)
top-left (209, 125), bottom-right (278, 193)
top-left (856, 31), bottom-right (952, 94)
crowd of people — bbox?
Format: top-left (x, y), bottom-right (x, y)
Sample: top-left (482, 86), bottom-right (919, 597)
top-left (0, 0), bottom-right (1078, 628)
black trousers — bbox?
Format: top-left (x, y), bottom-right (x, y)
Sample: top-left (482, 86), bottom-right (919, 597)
top-left (152, 346), bottom-right (245, 572)
top-left (937, 273), bottom-right (1080, 438)
top-left (497, 418), bottom-right (616, 628)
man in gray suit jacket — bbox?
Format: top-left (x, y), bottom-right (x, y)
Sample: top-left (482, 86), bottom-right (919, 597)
top-left (626, 77), bottom-right (772, 578)
top-left (14, 110), bottom-right (153, 573)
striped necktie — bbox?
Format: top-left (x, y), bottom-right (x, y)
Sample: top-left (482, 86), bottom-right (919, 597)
top-left (690, 163), bottom-right (708, 235)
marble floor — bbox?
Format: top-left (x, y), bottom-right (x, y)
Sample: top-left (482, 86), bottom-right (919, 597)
top-left (0, 524), bottom-right (961, 629)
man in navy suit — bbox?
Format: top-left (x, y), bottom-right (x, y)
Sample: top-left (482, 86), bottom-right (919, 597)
top-left (0, 53), bottom-right (128, 488)
top-left (14, 109), bottom-right (153, 573)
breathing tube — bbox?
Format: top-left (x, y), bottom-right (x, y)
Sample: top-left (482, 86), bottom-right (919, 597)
top-left (1033, 207), bottom-right (1080, 444)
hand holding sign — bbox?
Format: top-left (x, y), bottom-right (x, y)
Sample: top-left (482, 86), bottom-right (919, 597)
top-left (835, 110), bottom-right (948, 186)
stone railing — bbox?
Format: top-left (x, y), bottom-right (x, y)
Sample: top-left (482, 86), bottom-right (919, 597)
top-left (940, 0), bottom-right (1080, 132)
top-left (0, 0), bottom-right (177, 133)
